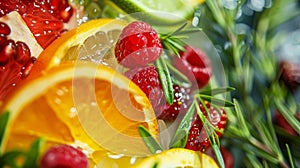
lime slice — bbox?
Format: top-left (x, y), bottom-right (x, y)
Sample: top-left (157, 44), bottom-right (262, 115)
top-left (103, 0), bottom-right (203, 25)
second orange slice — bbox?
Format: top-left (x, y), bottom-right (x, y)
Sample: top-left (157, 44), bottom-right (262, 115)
top-left (0, 62), bottom-right (158, 167)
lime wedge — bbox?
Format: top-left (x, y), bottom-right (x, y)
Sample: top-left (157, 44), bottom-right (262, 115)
top-left (103, 0), bottom-right (203, 25)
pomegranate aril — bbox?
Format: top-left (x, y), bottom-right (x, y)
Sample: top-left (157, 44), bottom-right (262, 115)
top-left (0, 40), bottom-right (16, 66)
top-left (50, 0), bottom-right (61, 11)
top-left (20, 57), bottom-right (36, 79)
top-left (59, 5), bottom-right (73, 22)
top-left (0, 36), bottom-right (7, 46)
top-left (15, 41), bottom-right (31, 65)
top-left (0, 22), bottom-right (10, 36)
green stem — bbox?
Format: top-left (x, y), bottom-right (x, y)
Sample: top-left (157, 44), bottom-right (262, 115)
top-left (248, 137), bottom-right (288, 168)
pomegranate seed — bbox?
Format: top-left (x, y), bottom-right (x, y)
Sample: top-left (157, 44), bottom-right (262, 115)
top-left (0, 36), bottom-right (7, 46)
top-left (20, 57), bottom-right (36, 79)
top-left (59, 5), bottom-right (73, 22)
top-left (0, 40), bottom-right (16, 66)
top-left (0, 22), bottom-right (11, 36)
top-left (50, 0), bottom-right (61, 11)
top-left (15, 41), bottom-right (31, 65)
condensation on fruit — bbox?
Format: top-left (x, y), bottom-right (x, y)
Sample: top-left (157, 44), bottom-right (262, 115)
top-left (63, 29), bottom-right (125, 71)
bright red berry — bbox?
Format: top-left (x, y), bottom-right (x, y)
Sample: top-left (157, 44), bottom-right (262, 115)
top-left (185, 102), bottom-right (227, 151)
top-left (157, 85), bottom-right (192, 121)
top-left (279, 61), bottom-right (300, 91)
top-left (273, 112), bottom-right (300, 136)
top-left (115, 21), bottom-right (162, 68)
top-left (174, 46), bottom-right (212, 89)
top-left (40, 145), bottom-right (88, 168)
top-left (125, 66), bottom-right (164, 110)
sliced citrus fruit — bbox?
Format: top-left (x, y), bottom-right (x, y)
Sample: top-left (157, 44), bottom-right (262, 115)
top-left (101, 0), bottom-right (204, 25)
top-left (133, 148), bottom-right (219, 168)
top-left (0, 0), bottom-right (77, 48)
top-left (0, 11), bottom-right (43, 101)
top-left (0, 62), bottom-right (158, 167)
top-left (30, 18), bottom-right (127, 77)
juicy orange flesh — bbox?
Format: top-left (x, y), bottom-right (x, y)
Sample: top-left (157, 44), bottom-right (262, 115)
top-left (5, 77), bottom-right (150, 152)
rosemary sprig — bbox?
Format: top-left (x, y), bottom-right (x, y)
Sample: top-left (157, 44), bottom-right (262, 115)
top-left (168, 101), bottom-right (196, 148)
top-left (196, 96), bottom-right (224, 168)
top-left (196, 1), bottom-right (300, 167)
top-left (138, 125), bottom-right (163, 154)
top-left (155, 55), bottom-right (174, 104)
top-left (159, 22), bottom-right (201, 57)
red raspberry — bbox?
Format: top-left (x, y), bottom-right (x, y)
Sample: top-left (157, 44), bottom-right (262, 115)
top-left (174, 46), bottom-right (212, 89)
top-left (273, 112), bottom-right (300, 136)
top-left (115, 21), bottom-right (162, 68)
top-left (40, 145), bottom-right (88, 168)
top-left (279, 61), bottom-right (300, 91)
top-left (157, 85), bottom-right (192, 121)
top-left (125, 66), bottom-right (164, 110)
top-left (185, 102), bottom-right (227, 151)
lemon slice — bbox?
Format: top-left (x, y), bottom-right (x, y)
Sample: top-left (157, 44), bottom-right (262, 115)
top-left (133, 148), bottom-right (219, 168)
top-left (30, 18), bottom-right (127, 77)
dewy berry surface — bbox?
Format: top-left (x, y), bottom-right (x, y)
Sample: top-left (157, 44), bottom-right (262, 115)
top-left (157, 85), bottom-right (192, 121)
top-left (125, 66), bottom-right (164, 111)
top-left (185, 102), bottom-right (227, 151)
top-left (40, 145), bottom-right (88, 168)
top-left (115, 21), bottom-right (162, 68)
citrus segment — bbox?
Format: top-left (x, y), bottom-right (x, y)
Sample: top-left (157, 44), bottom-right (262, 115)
top-left (0, 63), bottom-right (158, 166)
top-left (133, 148), bottom-right (219, 168)
top-left (31, 18), bottom-right (127, 76)
top-left (0, 11), bottom-right (43, 58)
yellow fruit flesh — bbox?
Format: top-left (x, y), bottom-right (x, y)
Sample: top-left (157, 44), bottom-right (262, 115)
top-left (133, 148), bottom-right (219, 168)
top-left (36, 19), bottom-right (126, 70)
top-left (62, 29), bottom-right (121, 68)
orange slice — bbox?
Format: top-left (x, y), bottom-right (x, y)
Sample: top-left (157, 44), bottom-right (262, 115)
top-left (30, 18), bottom-right (127, 78)
top-left (0, 62), bottom-right (158, 167)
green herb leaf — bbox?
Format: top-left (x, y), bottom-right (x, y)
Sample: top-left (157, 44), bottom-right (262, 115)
top-left (169, 102), bottom-right (195, 148)
top-left (211, 143), bottom-right (225, 168)
top-left (165, 61), bottom-right (191, 87)
top-left (233, 99), bottom-right (250, 138)
top-left (196, 97), bottom-right (224, 168)
top-left (0, 111), bottom-right (10, 153)
top-left (23, 138), bottom-right (45, 168)
top-left (197, 94), bottom-right (234, 107)
top-left (0, 150), bottom-right (24, 168)
top-left (286, 144), bottom-right (295, 168)
top-left (138, 125), bottom-right (163, 154)
top-left (199, 87), bottom-right (235, 95)
top-left (274, 99), bottom-right (300, 135)
top-left (155, 56), bottom-right (174, 105)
